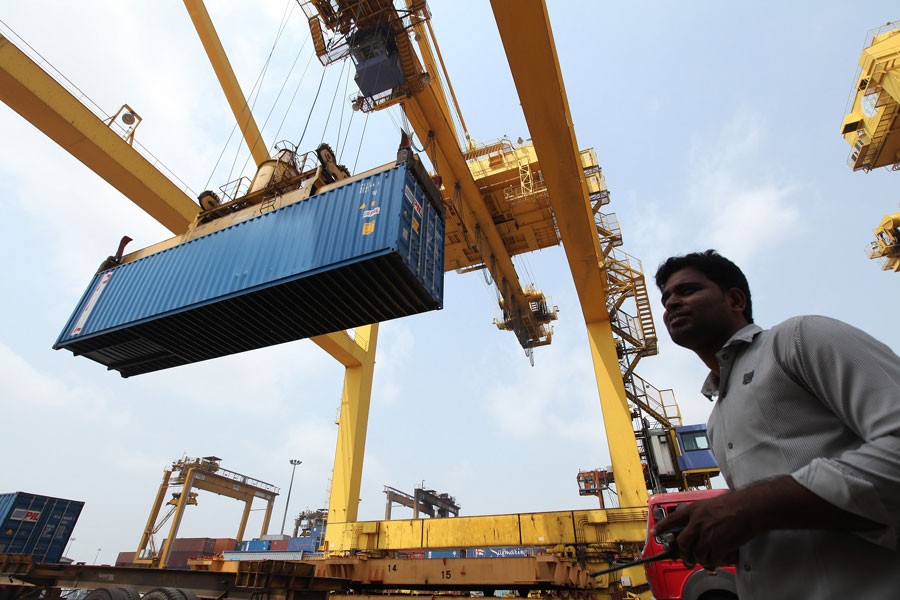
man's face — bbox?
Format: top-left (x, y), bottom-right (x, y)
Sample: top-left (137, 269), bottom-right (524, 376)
top-left (660, 267), bottom-right (747, 353)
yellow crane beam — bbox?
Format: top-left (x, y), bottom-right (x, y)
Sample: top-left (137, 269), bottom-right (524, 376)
top-left (183, 0), bottom-right (270, 167)
top-left (134, 457), bottom-right (278, 568)
top-left (0, 34), bottom-right (199, 235)
top-left (404, 14), bottom-right (554, 350)
top-left (490, 0), bottom-right (648, 508)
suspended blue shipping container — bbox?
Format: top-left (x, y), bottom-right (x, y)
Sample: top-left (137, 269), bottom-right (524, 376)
top-left (54, 157), bottom-right (445, 377)
top-left (0, 492), bottom-right (83, 563)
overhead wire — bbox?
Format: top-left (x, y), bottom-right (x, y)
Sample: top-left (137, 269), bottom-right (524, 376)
top-left (294, 65), bottom-right (329, 150)
top-left (352, 112), bottom-right (371, 174)
top-left (319, 59), bottom-right (349, 146)
top-left (207, 0), bottom-right (300, 191)
top-left (238, 3), bottom-right (312, 177)
top-left (334, 61), bottom-right (354, 160)
top-left (273, 51), bottom-right (317, 147)
top-left (338, 106), bottom-right (356, 163)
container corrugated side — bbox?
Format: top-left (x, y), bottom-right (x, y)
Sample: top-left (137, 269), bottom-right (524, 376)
top-left (0, 492), bottom-right (83, 563)
top-left (288, 536), bottom-right (319, 552)
top-left (246, 539), bottom-right (270, 552)
top-left (54, 159), bottom-right (444, 377)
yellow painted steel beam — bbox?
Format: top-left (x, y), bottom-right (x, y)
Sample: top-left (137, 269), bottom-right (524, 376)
top-left (324, 506), bottom-right (648, 552)
top-left (403, 87), bottom-right (538, 338)
top-left (158, 468), bottom-right (197, 569)
top-left (236, 499), bottom-right (253, 545)
top-left (311, 330), bottom-right (367, 367)
top-left (490, 1), bottom-right (648, 508)
top-left (324, 324), bottom-right (379, 550)
top-left (183, 0), bottom-right (270, 167)
top-left (134, 469), bottom-right (172, 566)
top-left (0, 35), bottom-right (199, 235)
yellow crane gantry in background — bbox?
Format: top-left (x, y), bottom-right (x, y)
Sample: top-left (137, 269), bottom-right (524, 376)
top-left (134, 456), bottom-right (278, 569)
top-left (841, 20), bottom-right (900, 272)
top-left (0, 1), bottom-right (720, 593)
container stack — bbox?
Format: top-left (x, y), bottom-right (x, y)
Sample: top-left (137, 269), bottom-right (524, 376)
top-left (0, 492), bottom-right (83, 564)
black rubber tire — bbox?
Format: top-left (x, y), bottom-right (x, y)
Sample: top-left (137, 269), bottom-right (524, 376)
top-left (118, 588), bottom-right (141, 600)
top-left (698, 592), bottom-right (738, 600)
top-left (84, 589), bottom-right (131, 600)
top-left (143, 588), bottom-right (198, 600)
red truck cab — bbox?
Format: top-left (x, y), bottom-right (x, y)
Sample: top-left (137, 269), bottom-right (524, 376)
top-left (643, 490), bottom-right (737, 600)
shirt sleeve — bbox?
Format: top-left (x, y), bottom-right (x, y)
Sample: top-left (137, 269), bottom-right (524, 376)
top-left (776, 316), bottom-right (900, 550)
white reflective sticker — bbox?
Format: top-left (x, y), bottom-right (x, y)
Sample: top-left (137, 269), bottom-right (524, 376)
top-left (70, 271), bottom-right (113, 337)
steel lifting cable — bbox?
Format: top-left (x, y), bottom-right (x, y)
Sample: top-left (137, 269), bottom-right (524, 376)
top-left (338, 107), bottom-right (356, 162)
top-left (210, 0), bottom-right (301, 190)
top-left (352, 112), bottom-right (371, 174)
top-left (334, 62), bottom-right (354, 161)
top-left (451, 183), bottom-right (474, 251)
top-left (274, 51), bottom-right (317, 146)
top-left (239, 16), bottom-right (313, 178)
top-left (319, 59), bottom-right (349, 146)
top-left (482, 250), bottom-right (495, 286)
top-left (295, 65), bottom-right (329, 149)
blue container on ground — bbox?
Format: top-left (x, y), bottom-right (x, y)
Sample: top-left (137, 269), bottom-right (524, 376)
top-left (53, 156), bottom-right (445, 377)
top-left (288, 536), bottom-right (318, 553)
top-left (0, 492), bottom-right (83, 563)
top-left (246, 539), bottom-right (270, 552)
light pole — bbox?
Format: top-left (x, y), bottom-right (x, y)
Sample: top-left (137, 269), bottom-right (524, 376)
top-left (64, 537), bottom-right (76, 559)
top-left (280, 459), bottom-right (302, 535)
top-left (93, 547), bottom-right (102, 565)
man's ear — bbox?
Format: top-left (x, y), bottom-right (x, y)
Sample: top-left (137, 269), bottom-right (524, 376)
top-left (726, 288), bottom-right (748, 316)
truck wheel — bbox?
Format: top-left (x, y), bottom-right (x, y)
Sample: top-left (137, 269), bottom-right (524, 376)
top-left (118, 588), bottom-right (141, 600)
top-left (699, 592), bottom-right (738, 600)
top-left (143, 588), bottom-right (198, 600)
top-left (84, 588), bottom-right (137, 600)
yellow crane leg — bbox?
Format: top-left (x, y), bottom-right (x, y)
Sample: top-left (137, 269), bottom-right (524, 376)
top-left (134, 469), bottom-right (171, 563)
top-left (260, 495), bottom-right (274, 538)
top-left (324, 324), bottom-right (379, 552)
top-left (586, 320), bottom-right (648, 508)
top-left (182, 0), bottom-right (270, 166)
top-left (235, 498), bottom-right (252, 545)
top-left (490, 0), bottom-right (650, 506)
top-left (157, 467), bottom-right (196, 568)
top-left (0, 35), bottom-right (199, 234)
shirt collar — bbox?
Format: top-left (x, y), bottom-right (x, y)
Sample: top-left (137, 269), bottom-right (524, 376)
top-left (700, 323), bottom-right (763, 400)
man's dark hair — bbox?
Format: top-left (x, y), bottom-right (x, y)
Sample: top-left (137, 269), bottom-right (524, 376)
top-left (654, 250), bottom-right (753, 323)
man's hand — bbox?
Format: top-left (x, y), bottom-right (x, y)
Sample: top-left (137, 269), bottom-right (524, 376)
top-left (651, 475), bottom-right (881, 570)
top-left (652, 491), bottom-right (754, 570)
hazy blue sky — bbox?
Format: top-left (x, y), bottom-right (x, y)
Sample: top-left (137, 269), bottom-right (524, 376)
top-left (1, 2), bottom-right (897, 565)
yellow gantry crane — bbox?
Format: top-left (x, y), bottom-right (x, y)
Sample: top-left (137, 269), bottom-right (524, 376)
top-left (0, 1), bottom-right (717, 596)
top-left (134, 456), bottom-right (278, 569)
top-left (841, 20), bottom-right (900, 272)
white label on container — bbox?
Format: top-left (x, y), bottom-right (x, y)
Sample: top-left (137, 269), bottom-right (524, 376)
top-left (70, 271), bottom-right (113, 337)
top-left (10, 508), bottom-right (41, 522)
